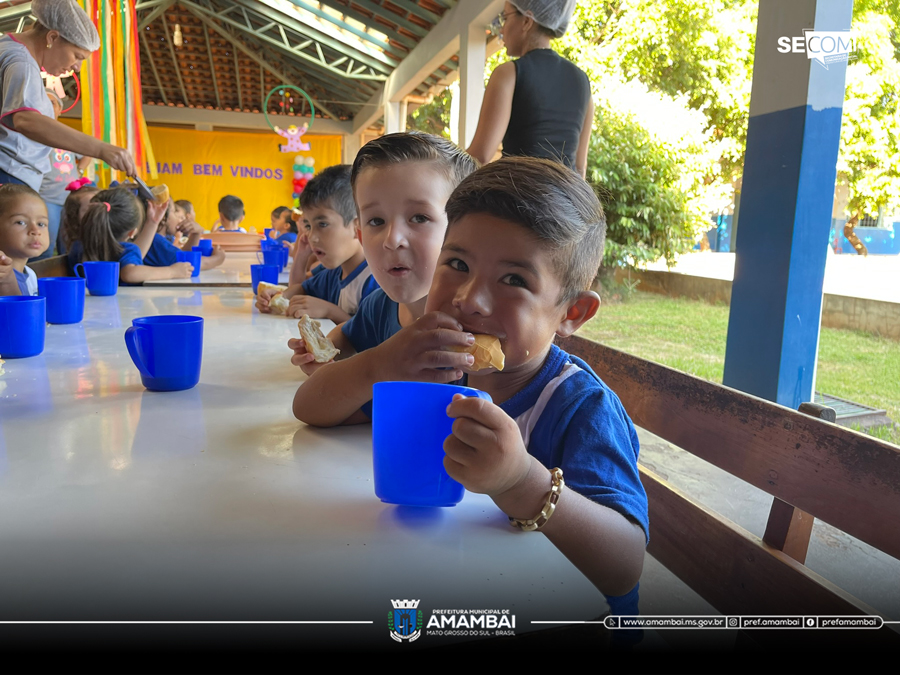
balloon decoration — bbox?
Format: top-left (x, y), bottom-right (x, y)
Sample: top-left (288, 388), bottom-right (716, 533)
top-left (292, 155), bottom-right (316, 208)
top-left (265, 85), bottom-right (317, 208)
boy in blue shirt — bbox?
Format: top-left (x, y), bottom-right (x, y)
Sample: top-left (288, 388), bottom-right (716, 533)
top-left (144, 199), bottom-right (225, 271)
top-left (256, 164), bottom-right (378, 322)
top-left (427, 156), bottom-right (647, 610)
top-left (289, 132), bottom-right (478, 425)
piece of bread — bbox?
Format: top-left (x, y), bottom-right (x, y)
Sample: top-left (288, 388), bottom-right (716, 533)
top-left (0, 358), bottom-right (5, 376)
top-left (297, 314), bottom-right (340, 363)
top-left (269, 293), bottom-right (290, 315)
top-left (449, 334), bottom-right (505, 371)
top-left (151, 184), bottom-right (169, 205)
top-left (256, 281), bottom-right (287, 297)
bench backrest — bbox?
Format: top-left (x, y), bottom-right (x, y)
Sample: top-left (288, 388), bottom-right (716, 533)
top-left (29, 255), bottom-right (70, 279)
top-left (558, 335), bottom-right (900, 626)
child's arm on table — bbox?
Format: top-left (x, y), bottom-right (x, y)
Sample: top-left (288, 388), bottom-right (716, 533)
top-left (285, 294), bottom-right (349, 323)
top-left (120, 261), bottom-right (193, 284)
top-left (133, 199), bottom-right (167, 258)
top-left (292, 312), bottom-right (475, 427)
top-left (200, 246), bottom-right (225, 270)
top-left (444, 395), bottom-right (646, 597)
top-left (0, 252), bottom-right (21, 296)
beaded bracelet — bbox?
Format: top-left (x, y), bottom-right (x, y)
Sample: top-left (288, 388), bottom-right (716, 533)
top-left (508, 467), bottom-right (564, 531)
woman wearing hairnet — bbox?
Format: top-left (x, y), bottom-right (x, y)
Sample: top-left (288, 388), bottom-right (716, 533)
top-left (466, 1), bottom-right (593, 178)
top-left (0, 0), bottom-right (137, 189)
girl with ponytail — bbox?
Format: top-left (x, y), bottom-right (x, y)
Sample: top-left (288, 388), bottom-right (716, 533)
top-left (67, 187), bottom-right (192, 284)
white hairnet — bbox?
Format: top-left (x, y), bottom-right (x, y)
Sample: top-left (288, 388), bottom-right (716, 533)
top-left (510, 0), bottom-right (577, 38)
top-left (32, 0), bottom-right (100, 52)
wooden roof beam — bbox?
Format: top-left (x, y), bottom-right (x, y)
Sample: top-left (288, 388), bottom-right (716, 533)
top-left (181, 5), bottom-right (342, 121)
top-left (139, 28), bottom-right (169, 105)
top-left (160, 13), bottom-right (190, 106)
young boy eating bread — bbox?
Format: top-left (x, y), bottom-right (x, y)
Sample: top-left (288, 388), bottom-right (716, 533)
top-left (425, 156), bottom-right (648, 614)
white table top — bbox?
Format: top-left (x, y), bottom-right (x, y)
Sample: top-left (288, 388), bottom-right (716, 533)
top-left (142, 252), bottom-right (291, 287)
top-left (0, 287), bottom-right (603, 648)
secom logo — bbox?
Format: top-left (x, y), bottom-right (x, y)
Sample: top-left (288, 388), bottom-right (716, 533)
top-left (777, 30), bottom-right (856, 69)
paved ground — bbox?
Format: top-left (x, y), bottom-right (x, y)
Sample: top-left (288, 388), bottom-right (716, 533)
top-left (644, 250), bottom-right (900, 304)
top-left (628, 251), bottom-right (899, 652)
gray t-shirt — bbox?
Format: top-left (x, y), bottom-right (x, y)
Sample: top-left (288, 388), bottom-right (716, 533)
top-left (39, 149), bottom-right (82, 205)
top-left (0, 35), bottom-right (55, 190)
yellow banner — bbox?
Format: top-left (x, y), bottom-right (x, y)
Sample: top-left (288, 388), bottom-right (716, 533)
top-left (62, 119), bottom-right (342, 229)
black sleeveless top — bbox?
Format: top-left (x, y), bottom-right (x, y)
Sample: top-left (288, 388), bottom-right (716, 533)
top-left (502, 49), bottom-right (591, 169)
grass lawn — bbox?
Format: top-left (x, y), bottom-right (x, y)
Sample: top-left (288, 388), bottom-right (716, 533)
top-left (577, 291), bottom-right (900, 445)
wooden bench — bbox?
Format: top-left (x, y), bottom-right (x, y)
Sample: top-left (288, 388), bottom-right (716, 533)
top-left (558, 334), bottom-right (900, 647)
top-left (204, 232), bottom-right (262, 252)
top-left (29, 254), bottom-right (70, 278)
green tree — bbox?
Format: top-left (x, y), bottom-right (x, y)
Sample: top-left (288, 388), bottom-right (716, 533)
top-left (838, 6), bottom-right (900, 254)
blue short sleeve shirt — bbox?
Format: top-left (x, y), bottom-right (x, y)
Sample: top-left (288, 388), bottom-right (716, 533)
top-left (144, 233), bottom-right (180, 267)
top-left (301, 260), bottom-right (379, 316)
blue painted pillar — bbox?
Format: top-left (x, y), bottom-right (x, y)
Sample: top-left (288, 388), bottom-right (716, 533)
top-left (723, 0), bottom-right (852, 408)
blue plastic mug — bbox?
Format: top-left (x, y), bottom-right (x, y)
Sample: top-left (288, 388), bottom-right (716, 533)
top-left (196, 239), bottom-right (213, 256)
top-left (124, 315), bottom-right (203, 391)
top-left (176, 250), bottom-right (201, 277)
top-left (256, 249), bottom-right (282, 268)
top-left (0, 296), bottom-right (46, 358)
top-left (264, 228), bottom-right (274, 240)
top-left (75, 261), bottom-right (119, 296)
top-left (37, 276), bottom-right (85, 324)
top-left (250, 264), bottom-right (279, 294)
top-left (372, 382), bottom-right (493, 507)
top-left (279, 246), bottom-right (289, 271)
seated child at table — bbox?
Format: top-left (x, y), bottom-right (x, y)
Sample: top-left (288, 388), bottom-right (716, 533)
top-left (273, 208), bottom-right (298, 246)
top-left (67, 188), bottom-right (193, 284)
top-left (425, 156), bottom-right (648, 612)
top-left (269, 206), bottom-right (290, 239)
top-left (290, 131), bottom-right (477, 425)
top-left (144, 199), bottom-right (225, 271)
top-left (174, 199), bottom-right (197, 239)
top-left (256, 164), bottom-right (377, 322)
top-left (58, 182), bottom-right (99, 256)
top-left (212, 196), bottom-right (246, 232)
top-left (0, 184), bottom-right (49, 296)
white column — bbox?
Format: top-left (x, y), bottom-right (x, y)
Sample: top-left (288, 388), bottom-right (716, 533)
top-left (458, 19), bottom-right (487, 149)
top-left (383, 100), bottom-right (403, 134)
top-left (342, 133), bottom-right (364, 165)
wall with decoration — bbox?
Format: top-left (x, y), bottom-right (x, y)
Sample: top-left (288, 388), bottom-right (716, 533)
top-left (60, 118), bottom-right (342, 230)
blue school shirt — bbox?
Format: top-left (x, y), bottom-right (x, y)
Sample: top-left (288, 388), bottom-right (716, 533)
top-left (301, 260), bottom-right (379, 316)
top-left (276, 232), bottom-right (297, 244)
top-left (13, 266), bottom-right (37, 295)
top-left (144, 233), bottom-right (180, 267)
top-left (464, 343), bottom-right (649, 617)
top-left (164, 233), bottom-right (176, 244)
top-left (340, 288), bottom-right (402, 418)
top-left (66, 241), bottom-right (144, 279)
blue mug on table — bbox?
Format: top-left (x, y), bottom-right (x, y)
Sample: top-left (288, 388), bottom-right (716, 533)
top-left (279, 247), bottom-right (289, 271)
top-left (372, 382), bottom-right (492, 507)
top-left (37, 276), bottom-right (85, 324)
top-left (0, 296), bottom-right (45, 358)
top-left (75, 261), bottom-right (119, 296)
top-left (176, 250), bottom-right (201, 277)
top-left (124, 315), bottom-right (204, 391)
top-left (250, 264), bottom-right (280, 294)
top-left (195, 239), bottom-right (213, 256)
top-left (256, 248), bottom-right (281, 268)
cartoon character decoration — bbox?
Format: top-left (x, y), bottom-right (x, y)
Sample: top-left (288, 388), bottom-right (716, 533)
top-left (275, 123), bottom-right (310, 153)
top-left (51, 149), bottom-right (77, 180)
top-left (292, 156), bottom-right (315, 208)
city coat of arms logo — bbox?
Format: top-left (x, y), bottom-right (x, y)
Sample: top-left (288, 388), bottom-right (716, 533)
top-left (388, 599), bottom-right (422, 642)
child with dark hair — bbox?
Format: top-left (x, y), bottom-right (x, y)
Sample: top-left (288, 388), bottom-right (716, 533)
top-left (0, 184), bottom-right (49, 296)
top-left (213, 195), bottom-right (246, 232)
top-left (67, 188), bottom-right (192, 284)
top-left (290, 131), bottom-right (478, 425)
top-left (143, 198), bottom-right (224, 271)
top-left (269, 206), bottom-right (292, 241)
top-left (57, 181), bottom-right (98, 255)
top-left (425, 156), bottom-right (647, 614)
top-left (256, 164), bottom-right (377, 322)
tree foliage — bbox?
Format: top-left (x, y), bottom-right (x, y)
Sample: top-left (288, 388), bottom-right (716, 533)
top-left (417, 0), bottom-right (900, 264)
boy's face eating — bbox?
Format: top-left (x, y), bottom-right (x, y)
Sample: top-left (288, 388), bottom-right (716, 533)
top-left (302, 204), bottom-right (360, 270)
top-left (355, 162), bottom-right (454, 305)
top-left (427, 213), bottom-right (594, 386)
top-left (0, 195), bottom-right (50, 262)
